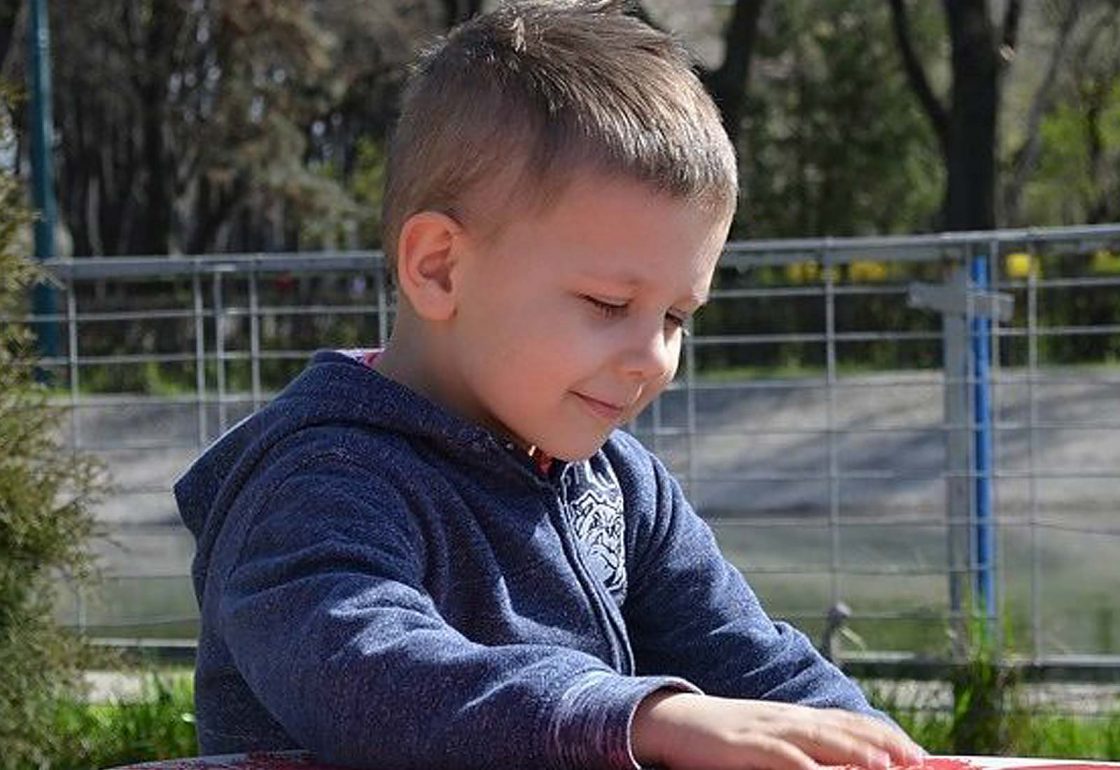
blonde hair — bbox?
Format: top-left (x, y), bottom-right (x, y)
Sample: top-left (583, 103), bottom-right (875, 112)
top-left (382, 0), bottom-right (738, 262)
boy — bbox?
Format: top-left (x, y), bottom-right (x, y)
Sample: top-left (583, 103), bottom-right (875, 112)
top-left (175, 2), bottom-right (926, 769)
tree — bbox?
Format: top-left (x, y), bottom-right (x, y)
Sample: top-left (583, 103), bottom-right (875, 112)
top-left (1000, 1), bottom-right (1082, 225)
top-left (638, 0), bottom-right (766, 147)
top-left (736, 0), bottom-right (942, 238)
top-left (1016, 2), bottom-right (1120, 225)
top-left (0, 85), bottom-right (105, 770)
top-left (14, 0), bottom-right (433, 256)
top-left (888, 0), bottom-right (1023, 230)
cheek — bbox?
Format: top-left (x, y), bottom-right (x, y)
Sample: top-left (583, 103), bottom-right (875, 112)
top-left (632, 364), bottom-right (676, 416)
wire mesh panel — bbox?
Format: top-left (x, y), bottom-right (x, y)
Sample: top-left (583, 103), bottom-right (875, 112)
top-left (31, 227), bottom-right (1120, 676)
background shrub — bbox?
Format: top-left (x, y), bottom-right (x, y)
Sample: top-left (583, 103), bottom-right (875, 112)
top-left (0, 86), bottom-right (107, 770)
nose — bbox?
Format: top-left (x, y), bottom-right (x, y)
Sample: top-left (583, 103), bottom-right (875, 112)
top-left (617, 322), bottom-right (677, 383)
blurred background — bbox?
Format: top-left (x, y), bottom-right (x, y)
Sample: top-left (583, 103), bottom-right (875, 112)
top-left (1, 0), bottom-right (1118, 256)
top-left (1, 1), bottom-right (1120, 765)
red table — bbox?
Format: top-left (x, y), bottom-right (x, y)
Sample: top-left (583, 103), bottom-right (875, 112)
top-left (107, 755), bottom-right (1119, 770)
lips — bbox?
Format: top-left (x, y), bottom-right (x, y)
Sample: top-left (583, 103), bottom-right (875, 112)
top-left (574, 392), bottom-right (628, 422)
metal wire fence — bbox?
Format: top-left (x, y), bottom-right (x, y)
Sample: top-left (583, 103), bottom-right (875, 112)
top-left (25, 223), bottom-right (1120, 684)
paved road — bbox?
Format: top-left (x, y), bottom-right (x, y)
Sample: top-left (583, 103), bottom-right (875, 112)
top-left (62, 370), bottom-right (1120, 652)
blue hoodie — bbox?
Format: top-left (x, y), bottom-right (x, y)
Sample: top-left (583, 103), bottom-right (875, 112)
top-left (175, 350), bottom-right (882, 770)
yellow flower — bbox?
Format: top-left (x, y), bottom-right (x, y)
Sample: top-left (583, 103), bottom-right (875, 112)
top-left (1004, 252), bottom-right (1037, 279)
top-left (848, 260), bottom-right (889, 283)
top-left (1090, 249), bottom-right (1120, 275)
top-left (785, 261), bottom-right (820, 284)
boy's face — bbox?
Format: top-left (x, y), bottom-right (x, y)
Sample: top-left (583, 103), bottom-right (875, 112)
top-left (444, 173), bottom-right (730, 461)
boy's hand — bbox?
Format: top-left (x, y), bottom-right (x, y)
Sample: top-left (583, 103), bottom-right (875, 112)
top-left (631, 691), bottom-right (926, 770)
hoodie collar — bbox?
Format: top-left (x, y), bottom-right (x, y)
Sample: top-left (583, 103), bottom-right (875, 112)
top-left (293, 350), bottom-right (564, 483)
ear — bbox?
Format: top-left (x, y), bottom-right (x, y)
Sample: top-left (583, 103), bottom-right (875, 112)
top-left (395, 211), bottom-right (463, 322)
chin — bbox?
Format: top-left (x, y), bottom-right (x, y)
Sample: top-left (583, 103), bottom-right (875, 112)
top-left (546, 435), bottom-right (612, 463)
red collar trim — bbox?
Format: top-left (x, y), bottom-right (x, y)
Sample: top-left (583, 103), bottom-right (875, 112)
top-left (530, 447), bottom-right (554, 475)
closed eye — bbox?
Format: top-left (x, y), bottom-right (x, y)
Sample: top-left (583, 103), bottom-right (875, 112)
top-left (665, 312), bottom-right (691, 337)
top-left (584, 295), bottom-right (628, 319)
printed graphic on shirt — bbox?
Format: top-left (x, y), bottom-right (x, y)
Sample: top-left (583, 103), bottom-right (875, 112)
top-left (559, 459), bottom-right (627, 603)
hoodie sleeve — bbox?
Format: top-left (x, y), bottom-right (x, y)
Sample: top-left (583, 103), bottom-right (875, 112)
top-left (612, 437), bottom-right (884, 717)
top-left (213, 454), bottom-right (692, 770)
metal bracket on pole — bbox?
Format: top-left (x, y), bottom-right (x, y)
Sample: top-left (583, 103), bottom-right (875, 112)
top-left (908, 282), bottom-right (1014, 323)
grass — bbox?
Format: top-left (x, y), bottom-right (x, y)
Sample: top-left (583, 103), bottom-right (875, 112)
top-left (37, 673), bottom-right (197, 770)
top-left (16, 667), bottom-right (1117, 768)
top-left (866, 618), bottom-right (1120, 760)
top-left (884, 699), bottom-right (1120, 760)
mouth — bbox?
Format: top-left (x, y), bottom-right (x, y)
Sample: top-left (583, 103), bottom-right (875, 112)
top-left (573, 392), bottom-right (628, 422)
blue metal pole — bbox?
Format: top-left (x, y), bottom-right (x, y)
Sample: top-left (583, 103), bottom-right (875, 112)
top-left (970, 255), bottom-right (996, 621)
top-left (28, 0), bottom-right (59, 369)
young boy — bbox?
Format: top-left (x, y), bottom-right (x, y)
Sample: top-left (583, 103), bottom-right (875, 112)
top-left (175, 3), bottom-right (926, 769)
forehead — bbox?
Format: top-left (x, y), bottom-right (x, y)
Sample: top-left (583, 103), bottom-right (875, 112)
top-left (491, 173), bottom-right (730, 297)
top-left (462, 154), bottom-right (730, 232)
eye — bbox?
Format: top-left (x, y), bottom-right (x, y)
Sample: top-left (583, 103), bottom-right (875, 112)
top-left (584, 295), bottom-right (628, 319)
top-left (665, 311), bottom-right (692, 337)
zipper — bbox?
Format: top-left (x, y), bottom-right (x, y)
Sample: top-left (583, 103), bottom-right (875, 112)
top-left (548, 486), bottom-right (635, 676)
top-left (498, 440), bottom-right (636, 675)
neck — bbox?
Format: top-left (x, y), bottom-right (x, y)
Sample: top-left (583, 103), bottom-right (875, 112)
top-left (373, 311), bottom-right (535, 457)
top-left (372, 312), bottom-right (454, 407)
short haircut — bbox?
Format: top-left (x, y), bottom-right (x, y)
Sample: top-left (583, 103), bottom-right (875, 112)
top-left (381, 0), bottom-right (738, 263)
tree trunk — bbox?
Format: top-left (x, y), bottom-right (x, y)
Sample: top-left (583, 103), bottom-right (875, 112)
top-left (0, 0), bottom-right (25, 80)
top-left (702, 0), bottom-right (766, 147)
top-left (635, 0), bottom-right (765, 148)
top-left (942, 0), bottom-right (999, 231)
top-left (135, 0), bottom-right (175, 254)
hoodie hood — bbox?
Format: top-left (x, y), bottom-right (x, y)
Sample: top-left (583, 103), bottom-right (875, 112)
top-left (173, 349), bottom-right (553, 600)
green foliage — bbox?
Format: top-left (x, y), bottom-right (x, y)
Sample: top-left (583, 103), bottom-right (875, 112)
top-left (348, 137), bottom-right (388, 249)
top-left (738, 0), bottom-right (944, 238)
top-left (881, 690), bottom-right (1120, 760)
top-left (885, 698), bottom-right (1120, 760)
top-left (1022, 80), bottom-right (1120, 225)
top-left (0, 93), bottom-right (106, 770)
top-left (945, 621), bottom-right (1027, 755)
top-left (41, 674), bottom-right (197, 770)
top-left (22, 666), bottom-right (1120, 767)
top-left (1016, 7), bottom-right (1120, 226)
top-left (867, 618), bottom-right (1120, 759)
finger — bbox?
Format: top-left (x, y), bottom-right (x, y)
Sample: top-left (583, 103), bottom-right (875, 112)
top-left (730, 734), bottom-right (821, 770)
top-left (776, 719), bottom-right (892, 770)
top-left (821, 710), bottom-right (927, 766)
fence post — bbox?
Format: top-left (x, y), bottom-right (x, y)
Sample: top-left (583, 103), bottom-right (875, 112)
top-left (249, 264), bottom-right (262, 411)
top-left (213, 269), bottom-right (229, 433)
top-left (823, 247), bottom-right (842, 610)
top-left (943, 264), bottom-right (973, 653)
top-left (908, 258), bottom-right (1012, 653)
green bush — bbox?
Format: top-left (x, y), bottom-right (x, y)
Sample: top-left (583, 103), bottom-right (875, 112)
top-left (47, 674), bottom-right (197, 769)
top-left (0, 90), bottom-right (106, 769)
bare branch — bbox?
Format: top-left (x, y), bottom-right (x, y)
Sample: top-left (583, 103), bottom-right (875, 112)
top-left (886, 0), bottom-right (948, 155)
top-left (1003, 1), bottom-right (1080, 222)
top-left (1000, 0), bottom-right (1022, 59)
